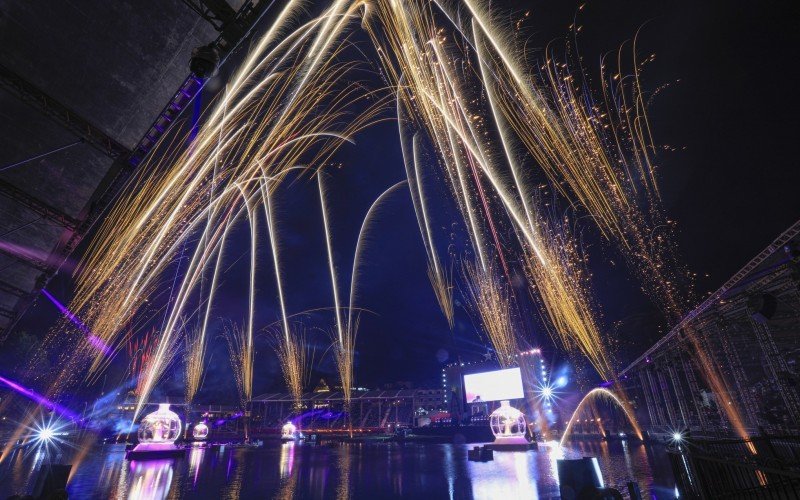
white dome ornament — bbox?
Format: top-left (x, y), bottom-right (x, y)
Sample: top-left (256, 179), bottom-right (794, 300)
top-left (138, 403), bottom-right (182, 443)
top-left (127, 403), bottom-right (186, 458)
top-left (281, 421), bottom-right (304, 441)
top-left (489, 400), bottom-right (529, 446)
top-left (193, 422), bottom-right (209, 441)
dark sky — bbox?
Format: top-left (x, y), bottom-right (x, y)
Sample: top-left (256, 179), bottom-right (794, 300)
top-left (12, 0), bottom-right (800, 402)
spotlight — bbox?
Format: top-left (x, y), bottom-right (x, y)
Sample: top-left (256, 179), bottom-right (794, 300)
top-left (542, 387), bottom-right (553, 399)
top-left (672, 432), bottom-right (683, 442)
top-left (38, 427), bottom-right (55, 442)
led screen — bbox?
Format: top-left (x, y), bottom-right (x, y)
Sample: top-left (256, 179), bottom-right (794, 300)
top-left (463, 367), bottom-right (524, 403)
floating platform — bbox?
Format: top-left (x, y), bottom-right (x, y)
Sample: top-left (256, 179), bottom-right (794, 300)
top-left (125, 443), bottom-right (186, 460)
top-left (484, 436), bottom-right (538, 452)
top-left (409, 425), bottom-right (494, 443)
top-left (484, 441), bottom-right (538, 452)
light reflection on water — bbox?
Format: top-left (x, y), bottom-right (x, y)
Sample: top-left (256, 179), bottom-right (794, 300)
top-left (0, 439), bottom-right (675, 499)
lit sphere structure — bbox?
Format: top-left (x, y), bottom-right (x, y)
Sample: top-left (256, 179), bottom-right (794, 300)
top-left (281, 421), bottom-right (297, 438)
top-left (193, 422), bottom-right (209, 441)
top-left (489, 400), bottom-right (526, 439)
top-left (137, 403), bottom-right (182, 444)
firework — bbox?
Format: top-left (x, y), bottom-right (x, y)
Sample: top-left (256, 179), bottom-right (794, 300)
top-left (405, 133), bottom-right (454, 327)
top-left (222, 321), bottom-right (252, 412)
top-left (268, 324), bottom-right (313, 412)
top-left (183, 327), bottom-right (206, 405)
top-left (53, 3), bottom-right (388, 419)
top-left (30, 0), bottom-right (716, 441)
top-left (461, 262), bottom-right (518, 367)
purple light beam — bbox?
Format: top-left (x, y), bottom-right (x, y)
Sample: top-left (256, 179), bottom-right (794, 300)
top-left (0, 374), bottom-right (80, 421)
top-left (41, 288), bottom-right (111, 355)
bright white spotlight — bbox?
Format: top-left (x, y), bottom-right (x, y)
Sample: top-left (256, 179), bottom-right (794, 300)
top-left (555, 376), bottom-right (568, 388)
top-left (38, 427), bottom-right (55, 442)
top-left (27, 416), bottom-right (73, 453)
top-left (672, 432), bottom-right (683, 442)
top-left (542, 387), bottom-right (553, 399)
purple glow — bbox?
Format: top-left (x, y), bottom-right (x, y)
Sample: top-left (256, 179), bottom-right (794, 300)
top-left (0, 241), bottom-right (77, 271)
top-left (319, 411), bottom-right (344, 420)
top-left (599, 380), bottom-right (614, 387)
top-left (0, 374), bottom-right (80, 420)
top-left (41, 289), bottom-right (110, 355)
top-left (292, 409), bottom-right (325, 424)
top-left (212, 412), bottom-right (244, 428)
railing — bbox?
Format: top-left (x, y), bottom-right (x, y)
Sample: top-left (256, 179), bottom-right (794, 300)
top-left (669, 434), bottom-right (800, 499)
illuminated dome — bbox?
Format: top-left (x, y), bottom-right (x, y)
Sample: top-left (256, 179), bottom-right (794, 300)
top-left (138, 403), bottom-right (182, 444)
top-left (489, 400), bottom-right (526, 439)
top-left (281, 421), bottom-right (296, 437)
top-left (192, 422), bottom-right (209, 441)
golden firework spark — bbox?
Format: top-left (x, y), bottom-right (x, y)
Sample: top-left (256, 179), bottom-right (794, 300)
top-left (222, 321), bottom-right (252, 412)
top-left (461, 261), bottom-right (518, 367)
top-left (29, 0), bottom-right (722, 442)
top-left (268, 324), bottom-right (313, 412)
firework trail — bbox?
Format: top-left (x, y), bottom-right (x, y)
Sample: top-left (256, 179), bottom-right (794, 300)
top-left (222, 321), bottom-right (252, 412)
top-left (317, 172), bottom-right (357, 417)
top-left (461, 262), bottom-right (518, 367)
top-left (346, 180), bottom-right (409, 338)
top-left (405, 134), bottom-right (454, 327)
top-left (183, 327), bottom-right (206, 405)
top-left (364, 1), bottom-right (614, 378)
top-left (318, 173), bottom-right (345, 345)
top-left (49, 2), bottom-right (388, 420)
top-left (318, 179), bottom-right (410, 415)
top-left (32, 0), bottom-right (715, 440)
top-left (268, 323), bottom-right (314, 412)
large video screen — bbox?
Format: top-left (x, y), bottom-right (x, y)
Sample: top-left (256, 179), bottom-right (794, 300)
top-left (463, 367), bottom-right (524, 403)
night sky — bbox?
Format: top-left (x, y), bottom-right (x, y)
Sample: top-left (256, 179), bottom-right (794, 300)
top-left (10, 0), bottom-right (800, 403)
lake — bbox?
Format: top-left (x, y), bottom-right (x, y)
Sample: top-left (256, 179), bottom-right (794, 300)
top-left (1, 439), bottom-right (677, 499)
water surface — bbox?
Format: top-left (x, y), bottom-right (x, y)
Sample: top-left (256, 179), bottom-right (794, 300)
top-left (1, 439), bottom-right (677, 499)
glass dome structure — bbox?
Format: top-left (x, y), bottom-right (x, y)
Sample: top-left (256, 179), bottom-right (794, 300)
top-left (281, 421), bottom-right (297, 438)
top-left (138, 403), bottom-right (182, 444)
top-left (489, 400), bottom-right (526, 438)
top-left (192, 422), bottom-right (209, 440)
